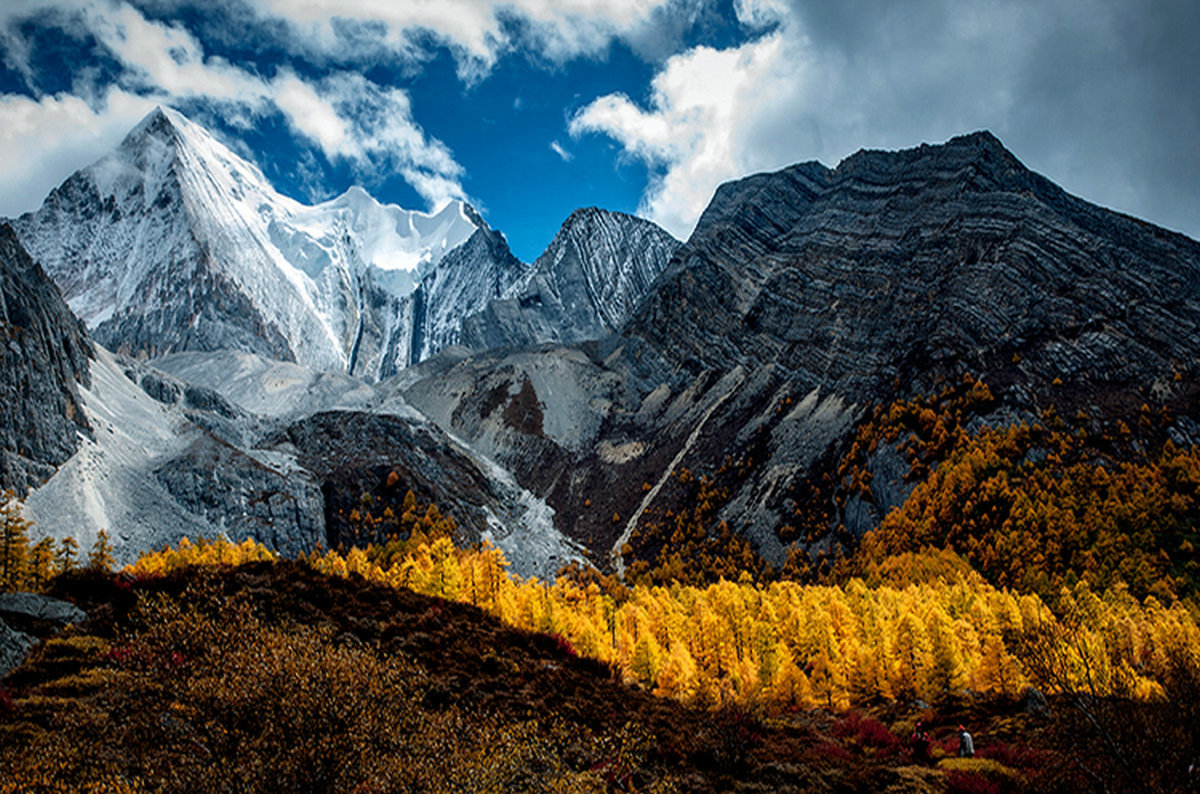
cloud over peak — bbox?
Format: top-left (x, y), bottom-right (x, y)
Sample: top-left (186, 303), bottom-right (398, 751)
top-left (570, 0), bottom-right (1200, 242)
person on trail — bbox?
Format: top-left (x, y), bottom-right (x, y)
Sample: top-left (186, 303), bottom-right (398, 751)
top-left (957, 725), bottom-right (975, 758)
top-left (911, 721), bottom-right (932, 763)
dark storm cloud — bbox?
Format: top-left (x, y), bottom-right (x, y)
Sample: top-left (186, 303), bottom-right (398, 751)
top-left (787, 0), bottom-right (1200, 237)
top-left (574, 0), bottom-right (1200, 238)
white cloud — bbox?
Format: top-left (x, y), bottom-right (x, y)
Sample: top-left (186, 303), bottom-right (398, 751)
top-left (570, 0), bottom-right (1200, 244)
top-left (90, 2), bottom-right (271, 102)
top-left (293, 72), bottom-right (465, 207)
top-left (549, 140), bottom-right (572, 162)
top-left (0, 0), bottom-right (703, 215)
top-left (272, 70), bottom-right (350, 155)
top-left (732, 0), bottom-right (788, 28)
top-left (0, 0), bottom-right (468, 212)
top-left (569, 32), bottom-right (807, 238)
top-left (0, 88), bottom-right (156, 217)
top-left (251, 0), bottom-right (686, 77)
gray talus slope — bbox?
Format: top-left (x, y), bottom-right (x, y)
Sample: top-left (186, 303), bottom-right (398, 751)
top-left (22, 345), bottom-right (580, 578)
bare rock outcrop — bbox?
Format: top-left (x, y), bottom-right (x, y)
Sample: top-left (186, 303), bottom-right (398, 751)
top-left (0, 224), bottom-right (92, 495)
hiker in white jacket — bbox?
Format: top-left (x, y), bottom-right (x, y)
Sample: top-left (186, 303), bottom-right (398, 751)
top-left (957, 725), bottom-right (975, 757)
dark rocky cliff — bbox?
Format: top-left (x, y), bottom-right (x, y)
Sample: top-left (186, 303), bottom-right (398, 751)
top-left (628, 131), bottom-right (1200, 405)
top-left (0, 224), bottom-right (92, 494)
top-left (405, 132), bottom-right (1200, 571)
top-left (406, 220), bottom-right (527, 367)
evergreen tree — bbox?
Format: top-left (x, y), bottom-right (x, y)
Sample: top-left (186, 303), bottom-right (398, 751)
top-left (56, 535), bottom-right (79, 573)
top-left (655, 640), bottom-right (698, 701)
top-left (28, 537), bottom-right (56, 591)
top-left (88, 528), bottom-right (116, 572)
top-left (630, 629), bottom-right (664, 687)
top-left (0, 490), bottom-right (31, 591)
top-left (926, 611), bottom-right (967, 702)
top-left (892, 610), bottom-right (931, 700)
top-left (809, 647), bottom-right (848, 710)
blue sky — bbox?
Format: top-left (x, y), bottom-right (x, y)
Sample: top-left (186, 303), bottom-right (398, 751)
top-left (1, 1), bottom-right (1198, 262)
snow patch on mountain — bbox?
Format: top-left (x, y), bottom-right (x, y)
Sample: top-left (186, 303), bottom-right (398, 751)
top-left (289, 187), bottom-right (477, 297)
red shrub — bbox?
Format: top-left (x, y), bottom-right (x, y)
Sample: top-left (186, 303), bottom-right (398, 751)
top-left (977, 740), bottom-right (1048, 771)
top-left (812, 740), bottom-right (854, 764)
top-left (0, 686), bottom-right (13, 714)
top-left (935, 735), bottom-right (960, 756)
top-left (591, 757), bottom-right (633, 788)
top-left (832, 711), bottom-right (901, 755)
top-left (550, 633), bottom-right (576, 657)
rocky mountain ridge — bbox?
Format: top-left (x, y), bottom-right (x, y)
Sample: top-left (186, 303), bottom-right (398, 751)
top-left (8, 107), bottom-right (515, 379)
top-left (9, 108), bottom-right (680, 380)
top-left (461, 207), bottom-right (681, 350)
top-left (629, 131), bottom-right (1200, 403)
top-left (6, 125), bottom-right (1199, 581)
top-left (400, 132), bottom-right (1200, 571)
top-left (0, 225), bottom-right (92, 495)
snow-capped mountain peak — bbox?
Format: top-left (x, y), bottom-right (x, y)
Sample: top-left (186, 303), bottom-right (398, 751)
top-left (9, 106), bottom-right (498, 379)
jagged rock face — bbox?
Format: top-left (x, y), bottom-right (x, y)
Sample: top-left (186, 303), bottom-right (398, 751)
top-left (0, 592), bottom-right (88, 629)
top-left (460, 208), bottom-right (679, 350)
top-left (259, 409), bottom-right (585, 579)
top-left (153, 434), bottom-right (325, 557)
top-left (407, 217), bottom-right (528, 366)
top-left (8, 107), bottom-right (514, 380)
top-left (628, 132), bottom-right (1200, 405)
top-left (0, 593), bottom-right (89, 677)
top-left (0, 618), bottom-right (35, 678)
top-left (407, 132), bottom-right (1200, 570)
top-left (264, 411), bottom-right (504, 546)
top-left (0, 224), bottom-right (92, 495)
top-left (403, 346), bottom-right (856, 566)
top-left (9, 109), bottom-right (690, 383)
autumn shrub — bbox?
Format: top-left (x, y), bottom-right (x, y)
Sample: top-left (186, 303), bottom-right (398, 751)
top-left (811, 739), bottom-right (854, 765)
top-left (832, 711), bottom-right (901, 757)
top-left (940, 757), bottom-right (1023, 794)
top-left (975, 740), bottom-right (1049, 773)
top-left (705, 705), bottom-right (765, 771)
top-left (0, 744), bottom-right (146, 794)
top-left (1, 575), bottom-right (680, 793)
top-left (550, 631), bottom-right (577, 657)
top-left (585, 720), bottom-right (660, 789)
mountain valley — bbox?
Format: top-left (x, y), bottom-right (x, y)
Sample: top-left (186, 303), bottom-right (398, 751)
top-left (1, 108), bottom-right (1199, 793)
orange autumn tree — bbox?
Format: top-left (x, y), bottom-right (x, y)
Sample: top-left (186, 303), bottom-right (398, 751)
top-left (131, 526), bottom-right (1199, 712)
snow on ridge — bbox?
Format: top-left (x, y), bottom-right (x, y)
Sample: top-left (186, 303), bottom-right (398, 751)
top-left (298, 187), bottom-right (479, 295)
